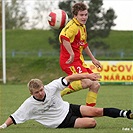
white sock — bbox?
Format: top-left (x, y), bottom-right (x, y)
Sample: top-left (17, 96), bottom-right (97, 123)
top-left (120, 110), bottom-right (127, 117)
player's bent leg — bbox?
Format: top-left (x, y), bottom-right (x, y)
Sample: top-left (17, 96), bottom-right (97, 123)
top-left (61, 80), bottom-right (83, 96)
top-left (80, 105), bottom-right (103, 117)
top-left (74, 117), bottom-right (96, 128)
top-left (89, 81), bottom-right (100, 93)
top-left (61, 87), bottom-right (74, 96)
top-left (86, 91), bottom-right (97, 106)
top-left (81, 79), bottom-right (100, 106)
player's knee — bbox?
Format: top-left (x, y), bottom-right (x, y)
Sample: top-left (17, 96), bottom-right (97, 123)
top-left (89, 81), bottom-right (100, 93)
top-left (89, 118), bottom-right (97, 128)
top-left (90, 81), bottom-right (100, 92)
top-left (94, 81), bottom-right (100, 89)
top-left (94, 108), bottom-right (103, 116)
top-left (82, 80), bottom-right (100, 91)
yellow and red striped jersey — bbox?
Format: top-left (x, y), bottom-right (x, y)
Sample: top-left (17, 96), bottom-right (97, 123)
top-left (59, 18), bottom-right (88, 68)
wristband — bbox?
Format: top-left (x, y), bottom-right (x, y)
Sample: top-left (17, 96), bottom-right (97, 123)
top-left (0, 123), bottom-right (7, 129)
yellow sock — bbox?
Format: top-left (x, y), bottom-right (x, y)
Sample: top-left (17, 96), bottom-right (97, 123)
top-left (86, 91), bottom-right (97, 106)
top-left (61, 87), bottom-right (75, 96)
top-left (61, 80), bottom-right (82, 97)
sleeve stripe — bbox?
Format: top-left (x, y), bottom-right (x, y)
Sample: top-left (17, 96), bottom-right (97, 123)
top-left (60, 35), bottom-right (70, 43)
top-left (10, 115), bottom-right (17, 125)
top-left (61, 77), bottom-right (70, 86)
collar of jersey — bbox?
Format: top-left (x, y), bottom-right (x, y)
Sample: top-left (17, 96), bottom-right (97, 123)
top-left (73, 18), bottom-right (82, 26)
top-left (33, 95), bottom-right (46, 102)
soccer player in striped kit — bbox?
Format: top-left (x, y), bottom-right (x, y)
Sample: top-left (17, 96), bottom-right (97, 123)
top-left (59, 2), bottom-right (101, 106)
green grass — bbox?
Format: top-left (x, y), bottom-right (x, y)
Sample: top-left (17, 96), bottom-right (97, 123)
top-left (0, 30), bottom-right (133, 54)
top-left (5, 30), bottom-right (55, 52)
top-left (0, 57), bottom-right (65, 84)
top-left (103, 30), bottom-right (133, 52)
top-left (0, 85), bottom-right (133, 133)
top-left (0, 30), bottom-right (133, 132)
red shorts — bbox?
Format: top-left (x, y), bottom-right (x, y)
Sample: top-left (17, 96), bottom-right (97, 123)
top-left (62, 64), bottom-right (93, 75)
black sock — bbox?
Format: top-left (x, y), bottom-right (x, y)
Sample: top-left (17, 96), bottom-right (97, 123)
top-left (103, 108), bottom-right (127, 118)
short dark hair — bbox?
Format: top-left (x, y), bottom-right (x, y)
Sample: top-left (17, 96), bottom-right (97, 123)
top-left (72, 2), bottom-right (88, 16)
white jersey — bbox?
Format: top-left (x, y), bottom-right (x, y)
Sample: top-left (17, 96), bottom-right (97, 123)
top-left (11, 77), bottom-right (69, 128)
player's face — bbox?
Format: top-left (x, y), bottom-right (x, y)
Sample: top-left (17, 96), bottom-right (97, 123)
top-left (32, 86), bottom-right (45, 100)
top-left (74, 10), bottom-right (88, 25)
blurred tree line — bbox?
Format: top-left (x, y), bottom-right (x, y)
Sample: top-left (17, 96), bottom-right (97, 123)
top-left (49, 0), bottom-right (117, 52)
top-left (0, 0), bottom-right (117, 52)
top-left (1, 0), bottom-right (28, 29)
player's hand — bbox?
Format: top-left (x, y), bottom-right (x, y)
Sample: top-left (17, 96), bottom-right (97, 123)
top-left (89, 73), bottom-right (102, 81)
top-left (0, 123), bottom-right (7, 129)
top-left (66, 55), bottom-right (74, 64)
top-left (92, 59), bottom-right (102, 68)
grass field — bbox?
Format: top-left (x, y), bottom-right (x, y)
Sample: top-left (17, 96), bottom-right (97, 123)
top-left (0, 29), bottom-right (133, 132)
top-left (0, 30), bottom-right (133, 57)
top-left (0, 84), bottom-right (133, 133)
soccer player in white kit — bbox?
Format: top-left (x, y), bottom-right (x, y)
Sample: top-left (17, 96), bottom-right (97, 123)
top-left (0, 73), bottom-right (133, 129)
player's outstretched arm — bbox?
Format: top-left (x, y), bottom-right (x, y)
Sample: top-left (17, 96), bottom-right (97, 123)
top-left (0, 117), bottom-right (13, 129)
top-left (84, 46), bottom-right (102, 68)
top-left (65, 73), bottom-right (101, 83)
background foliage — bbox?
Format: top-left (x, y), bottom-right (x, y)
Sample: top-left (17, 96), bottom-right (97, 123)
top-left (1, 0), bottom-right (117, 51)
top-left (0, 30), bottom-right (132, 84)
top-left (5, 0), bottom-right (28, 29)
top-left (49, 0), bottom-right (117, 51)
top-left (0, 30), bottom-right (132, 58)
top-left (0, 0), bottom-right (132, 84)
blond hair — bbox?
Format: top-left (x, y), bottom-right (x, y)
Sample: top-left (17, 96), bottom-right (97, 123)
top-left (27, 79), bottom-right (43, 93)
